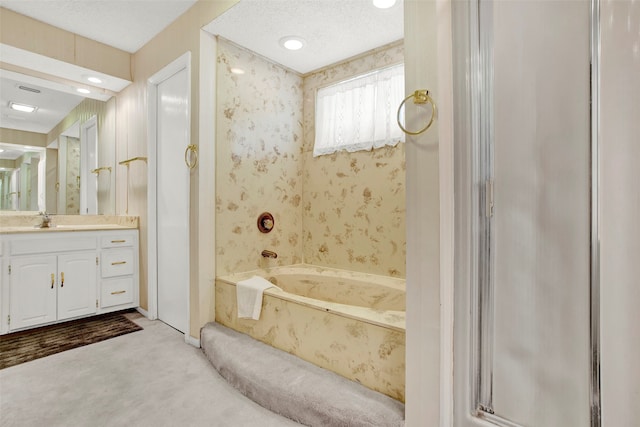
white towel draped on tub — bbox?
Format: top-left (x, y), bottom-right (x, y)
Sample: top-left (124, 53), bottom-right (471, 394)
top-left (236, 276), bottom-right (281, 320)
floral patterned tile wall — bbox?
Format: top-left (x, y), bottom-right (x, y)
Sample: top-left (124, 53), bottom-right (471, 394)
top-left (216, 40), bottom-right (304, 276)
top-left (215, 40), bottom-right (405, 278)
top-left (302, 43), bottom-right (406, 278)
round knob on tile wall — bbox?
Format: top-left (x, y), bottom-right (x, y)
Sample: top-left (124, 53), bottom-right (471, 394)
top-left (257, 212), bottom-right (275, 233)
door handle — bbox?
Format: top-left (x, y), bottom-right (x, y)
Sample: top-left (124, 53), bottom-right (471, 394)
top-left (51, 273), bottom-right (55, 289)
top-left (184, 144), bottom-right (198, 169)
top-left (60, 272), bottom-right (64, 288)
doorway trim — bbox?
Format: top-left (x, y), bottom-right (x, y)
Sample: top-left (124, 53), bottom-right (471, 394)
top-left (197, 30), bottom-right (217, 337)
top-left (80, 115), bottom-right (98, 214)
top-left (147, 51), bottom-right (192, 342)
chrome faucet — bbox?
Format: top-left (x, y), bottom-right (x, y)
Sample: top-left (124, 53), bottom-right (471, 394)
top-left (39, 211), bottom-right (52, 228)
top-left (261, 250), bottom-right (278, 259)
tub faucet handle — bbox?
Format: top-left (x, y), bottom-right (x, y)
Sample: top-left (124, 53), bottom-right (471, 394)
top-left (261, 250), bottom-right (278, 259)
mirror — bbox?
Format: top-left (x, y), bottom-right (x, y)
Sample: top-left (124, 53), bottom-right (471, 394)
top-left (0, 142), bottom-right (46, 211)
top-left (0, 70), bottom-right (116, 214)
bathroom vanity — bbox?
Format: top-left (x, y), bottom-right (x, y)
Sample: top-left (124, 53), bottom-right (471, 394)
top-left (0, 223), bottom-right (139, 335)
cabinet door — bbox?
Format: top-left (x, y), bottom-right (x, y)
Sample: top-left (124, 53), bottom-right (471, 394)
top-left (57, 252), bottom-right (97, 320)
top-left (10, 255), bottom-right (58, 330)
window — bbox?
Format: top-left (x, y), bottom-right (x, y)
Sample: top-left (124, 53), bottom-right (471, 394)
top-left (313, 63), bottom-right (405, 157)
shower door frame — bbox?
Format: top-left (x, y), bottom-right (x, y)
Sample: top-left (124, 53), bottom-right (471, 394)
top-left (454, 0), bottom-right (602, 425)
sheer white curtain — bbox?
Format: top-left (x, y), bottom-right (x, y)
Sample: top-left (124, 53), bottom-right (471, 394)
top-left (314, 63), bottom-right (405, 157)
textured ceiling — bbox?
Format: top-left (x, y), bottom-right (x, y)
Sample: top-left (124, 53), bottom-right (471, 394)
top-left (204, 0), bottom-right (404, 75)
top-left (0, 0), bottom-right (404, 137)
top-left (0, 0), bottom-right (198, 53)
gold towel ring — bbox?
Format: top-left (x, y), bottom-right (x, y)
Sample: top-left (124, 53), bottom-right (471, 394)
top-left (396, 90), bottom-right (437, 136)
top-left (184, 144), bottom-right (198, 169)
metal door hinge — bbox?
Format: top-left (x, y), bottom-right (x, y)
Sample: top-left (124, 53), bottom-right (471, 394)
top-left (8, 265), bottom-right (11, 275)
top-left (7, 315), bottom-right (10, 325)
top-left (477, 404), bottom-right (495, 415)
top-left (96, 256), bottom-right (99, 266)
top-left (485, 179), bottom-right (494, 218)
top-left (96, 299), bottom-right (99, 308)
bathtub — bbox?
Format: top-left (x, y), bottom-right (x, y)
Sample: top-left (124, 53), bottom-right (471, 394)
top-left (215, 264), bottom-right (406, 402)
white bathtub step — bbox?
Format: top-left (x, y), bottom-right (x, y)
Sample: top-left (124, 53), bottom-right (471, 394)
top-left (200, 322), bottom-right (405, 427)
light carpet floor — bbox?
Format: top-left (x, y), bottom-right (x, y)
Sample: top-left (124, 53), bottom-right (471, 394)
top-left (0, 313), bottom-right (301, 427)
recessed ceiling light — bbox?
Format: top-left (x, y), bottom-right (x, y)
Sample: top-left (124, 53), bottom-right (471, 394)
top-left (9, 102), bottom-right (37, 113)
top-left (76, 88), bottom-right (91, 94)
top-left (279, 36), bottom-right (305, 51)
top-left (87, 76), bottom-right (103, 84)
top-left (0, 149), bottom-right (4, 153)
top-left (373, 0), bottom-right (397, 9)
top-left (231, 68), bottom-right (245, 75)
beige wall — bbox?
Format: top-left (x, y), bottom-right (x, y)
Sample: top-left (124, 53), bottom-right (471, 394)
top-left (215, 40), bottom-right (304, 276)
top-left (0, 128), bottom-right (47, 147)
top-left (0, 7), bottom-right (130, 81)
top-left (0, 159), bottom-right (15, 169)
top-left (302, 43), bottom-right (405, 277)
top-left (115, 0), bottom-right (238, 337)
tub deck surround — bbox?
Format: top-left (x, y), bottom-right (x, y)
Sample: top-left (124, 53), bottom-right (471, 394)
top-left (0, 215), bottom-right (139, 234)
top-left (215, 264), bottom-right (406, 402)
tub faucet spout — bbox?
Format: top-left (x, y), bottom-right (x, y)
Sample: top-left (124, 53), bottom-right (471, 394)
top-left (261, 250), bottom-right (278, 259)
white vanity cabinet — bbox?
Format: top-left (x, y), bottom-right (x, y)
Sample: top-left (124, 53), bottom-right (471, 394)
top-left (9, 255), bottom-right (59, 329)
top-left (99, 232), bottom-right (138, 310)
top-left (9, 252), bottom-right (97, 330)
top-left (0, 228), bottom-right (139, 334)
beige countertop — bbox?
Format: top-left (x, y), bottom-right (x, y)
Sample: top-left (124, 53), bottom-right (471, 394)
top-left (0, 224), bottom-right (137, 234)
top-left (0, 215), bottom-right (139, 235)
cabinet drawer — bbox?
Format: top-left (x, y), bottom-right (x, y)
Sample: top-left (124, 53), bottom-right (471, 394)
top-left (101, 277), bottom-right (134, 308)
top-left (101, 234), bottom-right (135, 248)
top-left (11, 236), bottom-right (97, 255)
top-left (101, 248), bottom-right (134, 278)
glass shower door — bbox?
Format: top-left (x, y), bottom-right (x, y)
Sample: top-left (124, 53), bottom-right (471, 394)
top-left (471, 0), bottom-right (594, 426)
